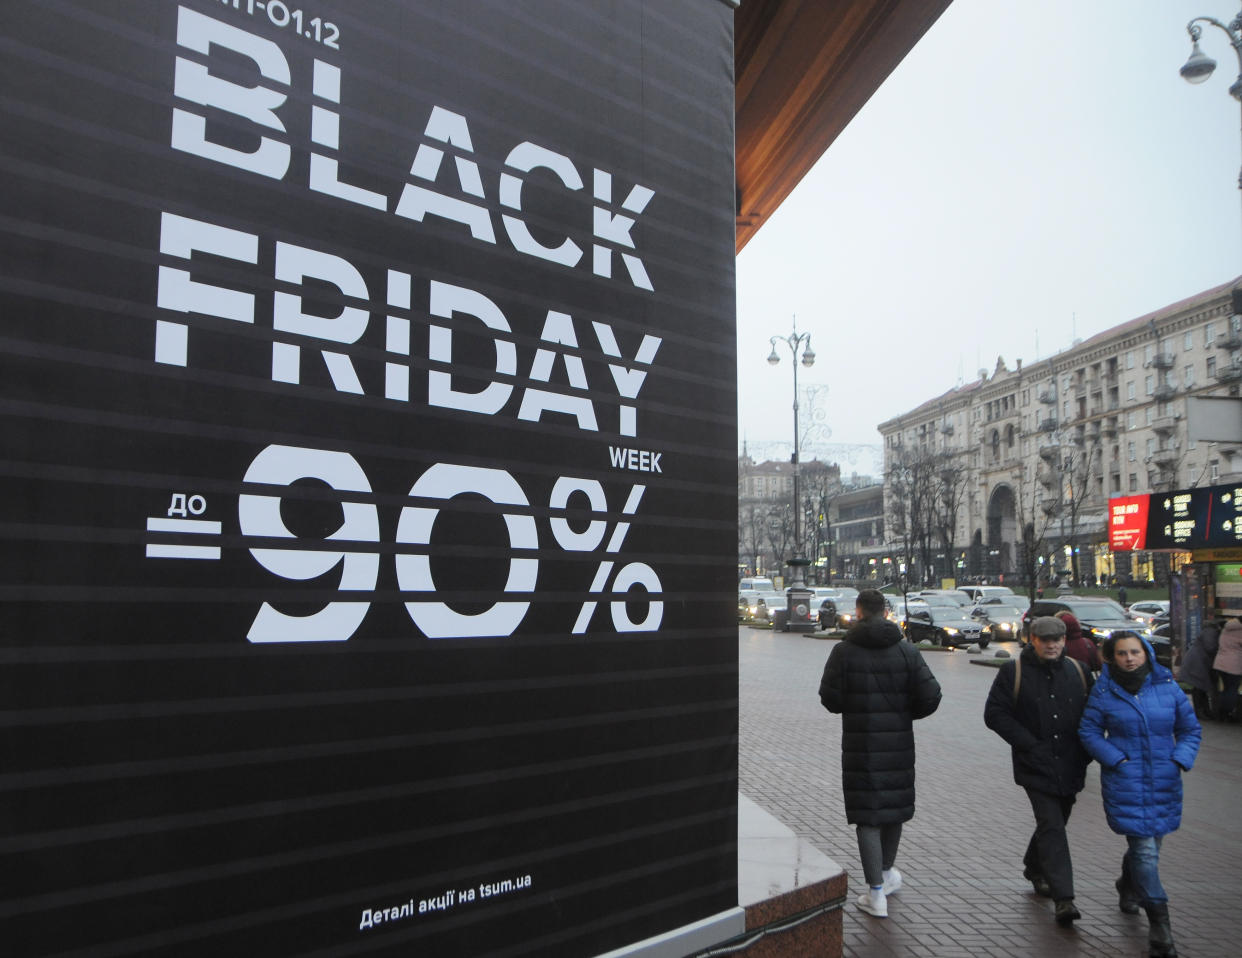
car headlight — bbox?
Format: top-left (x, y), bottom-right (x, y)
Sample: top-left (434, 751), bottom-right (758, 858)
top-left (944, 627), bottom-right (959, 635)
top-left (1095, 628), bottom-right (1112, 638)
top-left (998, 622), bottom-right (1013, 631)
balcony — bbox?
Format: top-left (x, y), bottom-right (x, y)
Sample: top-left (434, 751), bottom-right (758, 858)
top-left (1151, 416), bottom-right (1179, 436)
top-left (1037, 389), bottom-right (1056, 404)
top-left (1101, 418), bottom-right (1118, 438)
top-left (1150, 446), bottom-right (1179, 466)
top-left (1038, 444), bottom-right (1059, 461)
top-left (1037, 417), bottom-right (1058, 433)
top-left (1152, 383), bottom-right (1178, 402)
top-left (940, 422), bottom-right (954, 436)
top-left (1217, 330), bottom-right (1242, 351)
top-left (1215, 361), bottom-right (1242, 383)
top-left (1037, 468), bottom-right (1058, 489)
top-left (1146, 352), bottom-right (1175, 370)
top-left (1041, 499), bottom-right (1062, 517)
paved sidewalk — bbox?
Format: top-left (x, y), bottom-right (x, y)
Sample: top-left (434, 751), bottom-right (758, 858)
top-left (739, 628), bottom-right (1242, 958)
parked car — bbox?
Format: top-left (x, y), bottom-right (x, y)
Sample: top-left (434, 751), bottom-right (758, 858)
top-left (739, 576), bottom-right (775, 593)
top-left (1127, 600), bottom-right (1170, 625)
top-left (903, 595), bottom-right (988, 648)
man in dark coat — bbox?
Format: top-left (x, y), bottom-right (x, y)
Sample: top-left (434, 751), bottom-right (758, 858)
top-left (819, 589), bottom-right (942, 919)
top-left (984, 615), bottom-right (1094, 926)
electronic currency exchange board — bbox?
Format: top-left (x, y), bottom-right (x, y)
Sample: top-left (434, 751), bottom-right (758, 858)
top-left (0, 2), bottom-right (740, 955)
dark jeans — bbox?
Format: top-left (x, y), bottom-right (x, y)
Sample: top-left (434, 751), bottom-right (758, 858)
top-left (1219, 671), bottom-right (1242, 720)
top-left (1023, 788), bottom-right (1077, 901)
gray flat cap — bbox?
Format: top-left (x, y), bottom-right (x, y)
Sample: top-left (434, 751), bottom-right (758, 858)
top-left (1029, 615), bottom-right (1067, 639)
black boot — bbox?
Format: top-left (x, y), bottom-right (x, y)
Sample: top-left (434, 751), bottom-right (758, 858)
top-left (1115, 861), bottom-right (1141, 914)
top-left (1145, 903), bottom-right (1177, 958)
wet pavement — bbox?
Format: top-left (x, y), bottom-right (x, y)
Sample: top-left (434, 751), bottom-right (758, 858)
top-left (739, 627), bottom-right (1242, 958)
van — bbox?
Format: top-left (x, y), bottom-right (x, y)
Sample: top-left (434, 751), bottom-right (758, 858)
top-left (739, 576), bottom-right (775, 593)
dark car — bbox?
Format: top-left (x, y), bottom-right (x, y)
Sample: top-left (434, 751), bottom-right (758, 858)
top-left (903, 596), bottom-right (988, 649)
top-left (816, 587), bottom-right (859, 630)
top-left (1021, 595), bottom-right (1169, 668)
top-left (969, 599), bottom-right (1026, 642)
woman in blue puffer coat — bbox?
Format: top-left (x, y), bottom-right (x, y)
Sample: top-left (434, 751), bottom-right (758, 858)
top-left (1079, 632), bottom-right (1201, 958)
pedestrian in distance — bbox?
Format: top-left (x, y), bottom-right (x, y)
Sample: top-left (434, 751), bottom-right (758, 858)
top-left (1180, 617), bottom-right (1222, 720)
top-left (1212, 617), bottom-right (1242, 721)
top-left (818, 588), bottom-right (942, 919)
top-left (983, 615), bottom-right (1093, 926)
top-left (1055, 610), bottom-right (1101, 673)
top-left (1079, 632), bottom-right (1201, 958)
top-left (1118, 583), bottom-right (1128, 607)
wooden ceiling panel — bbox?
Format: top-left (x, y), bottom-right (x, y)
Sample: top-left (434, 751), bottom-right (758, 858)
top-left (734, 0), bottom-right (953, 251)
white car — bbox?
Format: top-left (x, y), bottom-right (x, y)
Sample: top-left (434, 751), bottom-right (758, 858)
top-left (1127, 600), bottom-right (1170, 625)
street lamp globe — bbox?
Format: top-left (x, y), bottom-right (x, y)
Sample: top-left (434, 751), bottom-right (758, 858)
top-left (801, 345), bottom-right (816, 367)
top-left (766, 346), bottom-right (780, 365)
top-left (1180, 40), bottom-right (1216, 83)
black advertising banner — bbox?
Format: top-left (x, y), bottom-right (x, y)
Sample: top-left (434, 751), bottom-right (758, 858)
top-left (0, 3), bottom-right (739, 956)
top-left (1137, 482), bottom-right (1242, 550)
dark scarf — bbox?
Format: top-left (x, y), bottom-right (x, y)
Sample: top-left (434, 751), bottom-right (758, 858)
top-left (1112, 660), bottom-right (1152, 695)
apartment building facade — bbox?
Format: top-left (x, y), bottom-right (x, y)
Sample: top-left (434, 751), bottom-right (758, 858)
top-left (878, 277), bottom-right (1242, 587)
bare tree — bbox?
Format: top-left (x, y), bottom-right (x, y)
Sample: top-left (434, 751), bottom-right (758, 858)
top-left (932, 453), bottom-right (969, 583)
top-left (764, 504), bottom-right (794, 576)
top-left (1010, 461), bottom-right (1060, 604)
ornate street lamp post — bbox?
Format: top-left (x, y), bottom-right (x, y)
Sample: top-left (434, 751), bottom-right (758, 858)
top-left (1180, 9), bottom-right (1242, 233)
top-left (767, 318), bottom-right (815, 593)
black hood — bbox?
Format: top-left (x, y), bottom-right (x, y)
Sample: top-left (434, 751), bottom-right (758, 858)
top-left (846, 615), bottom-right (905, 650)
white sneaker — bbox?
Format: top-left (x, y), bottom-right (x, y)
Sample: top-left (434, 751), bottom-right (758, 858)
top-left (856, 889), bottom-right (888, 918)
top-left (882, 868), bottom-right (903, 895)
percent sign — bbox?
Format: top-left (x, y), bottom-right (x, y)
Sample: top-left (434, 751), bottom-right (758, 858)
top-left (547, 479), bottom-right (662, 634)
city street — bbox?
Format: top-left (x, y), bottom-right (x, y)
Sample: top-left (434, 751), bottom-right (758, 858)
top-left (739, 626), bottom-right (1242, 957)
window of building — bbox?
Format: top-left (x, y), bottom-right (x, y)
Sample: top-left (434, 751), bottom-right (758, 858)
top-left (1211, 460), bottom-right (1220, 480)
top-left (1146, 406), bottom-right (1154, 425)
top-left (1126, 351), bottom-right (1134, 369)
top-left (1112, 474), bottom-right (1121, 493)
top-left (1145, 375), bottom-right (1154, 396)
top-left (1208, 355), bottom-right (1218, 378)
top-left (1206, 322), bottom-right (1216, 346)
top-left (1129, 473), bottom-right (1138, 491)
top-left (1185, 330), bottom-right (1194, 351)
top-left (1127, 381), bottom-right (1136, 401)
top-left (1146, 438), bottom-right (1155, 458)
top-left (1128, 441), bottom-right (1136, 461)
top-left (1144, 344), bottom-right (1154, 364)
top-left (1127, 411), bottom-right (1136, 429)
top-left (1185, 364), bottom-right (1195, 387)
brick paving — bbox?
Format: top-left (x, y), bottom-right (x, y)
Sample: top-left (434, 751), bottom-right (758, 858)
top-left (739, 627), bottom-right (1242, 958)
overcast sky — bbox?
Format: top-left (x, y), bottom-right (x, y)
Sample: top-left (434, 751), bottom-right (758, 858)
top-left (736, 0), bottom-right (1242, 474)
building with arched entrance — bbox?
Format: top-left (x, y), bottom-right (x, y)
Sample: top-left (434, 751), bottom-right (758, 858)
top-left (879, 277), bottom-right (1242, 590)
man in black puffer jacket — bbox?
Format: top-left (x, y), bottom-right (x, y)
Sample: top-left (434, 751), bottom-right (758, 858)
top-left (984, 615), bottom-right (1093, 926)
top-left (819, 589), bottom-right (942, 919)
